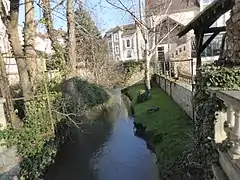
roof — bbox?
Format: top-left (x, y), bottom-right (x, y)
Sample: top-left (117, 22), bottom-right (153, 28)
top-left (178, 0), bottom-right (234, 37)
top-left (106, 23), bottom-right (136, 33)
top-left (155, 16), bottom-right (184, 44)
top-left (122, 29), bottom-right (136, 36)
top-left (104, 23), bottom-right (136, 37)
top-left (146, 0), bottom-right (200, 16)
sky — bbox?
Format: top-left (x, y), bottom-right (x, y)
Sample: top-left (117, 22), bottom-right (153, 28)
top-left (18, 0), bottom-right (138, 34)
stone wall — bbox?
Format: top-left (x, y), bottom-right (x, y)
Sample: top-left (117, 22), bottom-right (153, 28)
top-left (155, 74), bottom-right (193, 118)
top-left (0, 98), bottom-right (20, 179)
top-left (125, 67), bottom-right (154, 88)
top-left (226, 0), bottom-right (240, 64)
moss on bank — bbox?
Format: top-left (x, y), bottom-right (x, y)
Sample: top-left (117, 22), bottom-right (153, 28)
top-left (127, 84), bottom-right (192, 173)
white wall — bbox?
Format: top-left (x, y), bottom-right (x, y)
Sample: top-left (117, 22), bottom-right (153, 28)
top-left (122, 35), bottom-right (137, 61)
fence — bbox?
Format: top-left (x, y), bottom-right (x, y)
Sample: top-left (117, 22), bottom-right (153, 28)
top-left (0, 53), bottom-right (62, 126)
top-left (154, 58), bottom-right (195, 85)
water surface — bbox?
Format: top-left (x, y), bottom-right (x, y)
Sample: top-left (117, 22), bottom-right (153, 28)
top-left (45, 91), bottom-right (159, 180)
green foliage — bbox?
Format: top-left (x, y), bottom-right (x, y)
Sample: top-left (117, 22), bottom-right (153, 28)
top-left (0, 78), bottom-right (64, 179)
top-left (0, 77), bottom-right (110, 179)
top-left (62, 78), bottom-right (110, 110)
top-left (75, 5), bottom-right (101, 38)
top-left (136, 89), bottom-right (148, 103)
top-left (74, 4), bottom-right (106, 64)
top-left (123, 61), bottom-right (144, 80)
top-left (127, 84), bottom-right (191, 177)
top-left (171, 64), bottom-right (240, 179)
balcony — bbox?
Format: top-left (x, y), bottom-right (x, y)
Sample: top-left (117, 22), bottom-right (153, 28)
top-left (208, 89), bottom-right (240, 180)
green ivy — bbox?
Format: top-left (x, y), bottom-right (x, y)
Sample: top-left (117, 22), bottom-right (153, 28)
top-left (0, 77), bottom-right (111, 179)
top-left (166, 64), bottom-right (240, 179)
top-left (0, 78), bottom-right (64, 179)
top-left (123, 61), bottom-right (144, 80)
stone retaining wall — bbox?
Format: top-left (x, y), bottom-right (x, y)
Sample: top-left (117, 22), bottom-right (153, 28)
top-left (155, 74), bottom-right (193, 118)
top-left (0, 98), bottom-right (20, 179)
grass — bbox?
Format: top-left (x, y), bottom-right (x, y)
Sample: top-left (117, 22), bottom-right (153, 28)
top-left (127, 84), bottom-right (192, 164)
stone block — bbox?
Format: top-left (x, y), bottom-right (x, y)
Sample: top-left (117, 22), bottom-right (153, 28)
top-left (219, 151), bottom-right (240, 180)
top-left (212, 164), bottom-right (228, 180)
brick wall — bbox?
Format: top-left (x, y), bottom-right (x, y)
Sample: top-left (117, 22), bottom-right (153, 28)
top-left (155, 74), bottom-right (193, 118)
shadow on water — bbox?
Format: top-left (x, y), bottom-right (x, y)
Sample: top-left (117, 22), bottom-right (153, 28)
top-left (45, 89), bottom-right (159, 180)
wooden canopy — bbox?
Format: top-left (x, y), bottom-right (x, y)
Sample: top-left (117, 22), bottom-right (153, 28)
top-left (177, 0), bottom-right (234, 67)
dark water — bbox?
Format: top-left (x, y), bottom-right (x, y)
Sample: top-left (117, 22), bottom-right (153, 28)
top-left (45, 91), bottom-right (159, 180)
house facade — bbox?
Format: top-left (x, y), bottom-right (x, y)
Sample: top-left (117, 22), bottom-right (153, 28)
top-left (104, 24), bottom-right (144, 62)
top-left (144, 0), bottom-right (200, 75)
top-left (146, 0), bottom-right (230, 77)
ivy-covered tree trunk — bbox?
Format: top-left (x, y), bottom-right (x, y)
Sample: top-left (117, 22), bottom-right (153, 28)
top-left (226, 1), bottom-right (240, 65)
top-left (67, 0), bottom-right (77, 75)
top-left (42, 0), bottom-right (65, 62)
top-left (24, 0), bottom-right (36, 91)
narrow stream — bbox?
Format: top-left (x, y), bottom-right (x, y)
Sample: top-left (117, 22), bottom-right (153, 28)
top-left (45, 90), bottom-right (159, 180)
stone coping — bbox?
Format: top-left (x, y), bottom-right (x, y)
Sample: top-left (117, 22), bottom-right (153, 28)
top-left (0, 98), bottom-right (5, 104)
top-left (208, 89), bottom-right (240, 110)
top-left (155, 74), bottom-right (193, 91)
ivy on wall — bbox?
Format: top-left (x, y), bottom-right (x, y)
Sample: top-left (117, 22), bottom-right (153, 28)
top-left (167, 64), bottom-right (240, 179)
top-left (123, 61), bottom-right (144, 81)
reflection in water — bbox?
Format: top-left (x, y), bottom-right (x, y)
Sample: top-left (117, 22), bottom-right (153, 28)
top-left (45, 90), bottom-right (159, 180)
top-left (90, 117), bottom-right (159, 180)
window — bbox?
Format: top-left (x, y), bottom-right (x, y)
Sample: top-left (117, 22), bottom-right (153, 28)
top-left (127, 50), bottom-right (132, 58)
top-left (175, 50), bottom-right (178, 56)
top-left (179, 48), bottom-right (182, 53)
top-left (158, 47), bottom-right (164, 52)
top-left (201, 34), bottom-right (222, 57)
top-left (115, 45), bottom-right (119, 54)
top-left (202, 0), bottom-right (210, 3)
top-left (183, 46), bottom-right (186, 51)
top-left (114, 34), bottom-right (119, 42)
top-left (108, 42), bottom-right (113, 52)
top-left (126, 39), bottom-right (131, 48)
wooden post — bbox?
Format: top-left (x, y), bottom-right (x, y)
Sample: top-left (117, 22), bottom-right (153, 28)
top-left (195, 30), bottom-right (204, 68)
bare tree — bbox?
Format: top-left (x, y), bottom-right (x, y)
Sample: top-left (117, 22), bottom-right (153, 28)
top-left (1, 0), bottom-right (32, 98)
top-left (105, 0), bottom-right (181, 93)
top-left (67, 0), bottom-right (77, 75)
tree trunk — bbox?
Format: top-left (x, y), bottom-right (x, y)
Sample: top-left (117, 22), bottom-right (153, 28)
top-left (67, 0), bottom-right (77, 75)
top-left (1, 0), bottom-right (32, 98)
top-left (226, 1), bottom-right (240, 65)
top-left (24, 0), bottom-right (36, 91)
top-left (42, 0), bottom-right (65, 61)
top-left (144, 36), bottom-right (151, 92)
top-left (145, 54), bottom-right (151, 92)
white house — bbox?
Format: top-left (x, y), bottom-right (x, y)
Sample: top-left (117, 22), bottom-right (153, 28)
top-left (104, 24), bottom-right (145, 62)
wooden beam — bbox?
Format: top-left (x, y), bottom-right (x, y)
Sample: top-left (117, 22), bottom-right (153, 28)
top-left (203, 26), bottom-right (226, 33)
top-left (200, 31), bottom-right (219, 53)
